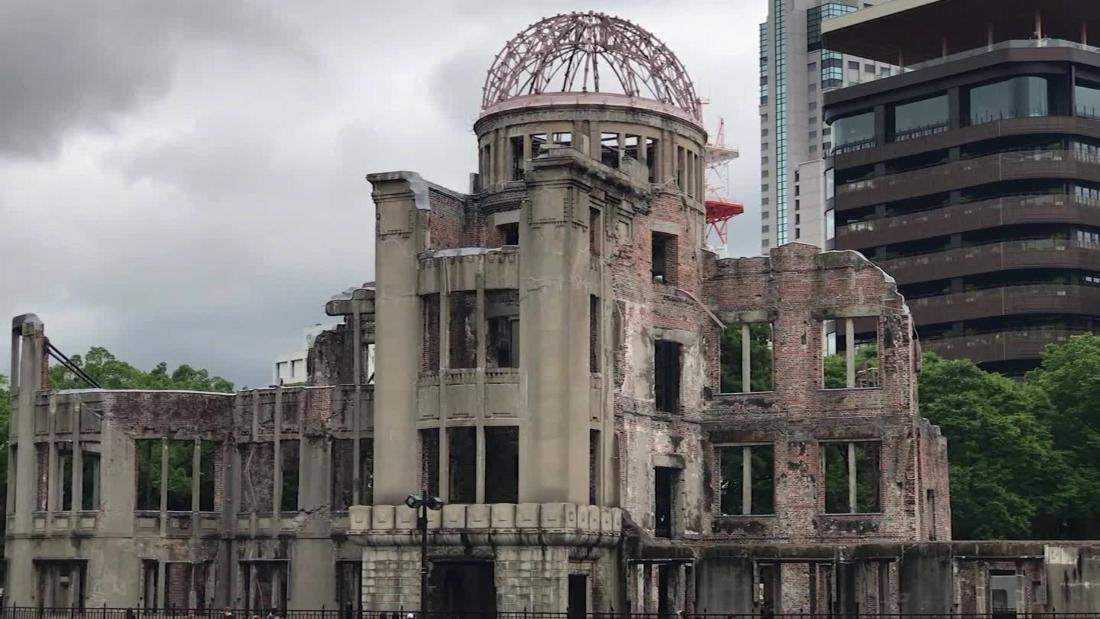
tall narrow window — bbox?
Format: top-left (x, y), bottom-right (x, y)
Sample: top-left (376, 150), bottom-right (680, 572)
top-left (448, 291), bottom-right (478, 369)
top-left (645, 137), bottom-right (659, 182)
top-left (510, 135), bottom-right (524, 180)
top-left (166, 440), bottom-right (193, 511)
top-left (590, 296), bottom-right (601, 373)
top-left (719, 445), bottom-right (775, 515)
top-left (135, 439), bottom-right (162, 511)
top-left (359, 437), bottom-right (374, 505)
top-left (485, 426), bottom-right (519, 503)
top-left (280, 439), bottom-right (299, 512)
top-left (486, 290), bottom-right (519, 369)
top-left (552, 132), bottom-right (572, 147)
top-left (589, 207), bottom-right (602, 257)
top-left (81, 449), bottom-right (100, 511)
top-left (422, 294), bottom-right (440, 371)
top-left (58, 443), bottom-right (74, 511)
top-left (531, 133), bottom-right (547, 158)
top-left (199, 441), bottom-right (216, 511)
top-left (823, 441), bottom-right (880, 514)
top-left (720, 323), bottom-right (774, 393)
top-left (624, 134), bottom-right (640, 162)
top-left (654, 340), bottom-right (682, 414)
top-left (420, 429), bottom-right (440, 497)
top-left (651, 232), bottom-right (677, 284)
top-left (447, 427), bottom-right (476, 503)
top-left (600, 132), bottom-right (620, 168)
top-left (823, 318), bottom-right (879, 389)
top-left (589, 429), bottom-right (600, 505)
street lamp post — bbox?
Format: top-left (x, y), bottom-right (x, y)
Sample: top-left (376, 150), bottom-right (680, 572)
top-left (405, 492), bottom-right (444, 616)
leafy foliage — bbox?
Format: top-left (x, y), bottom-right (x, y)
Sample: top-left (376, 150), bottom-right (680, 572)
top-left (47, 346), bottom-right (233, 392)
top-left (920, 340), bottom-right (1100, 539)
top-left (720, 324), bottom-right (774, 392)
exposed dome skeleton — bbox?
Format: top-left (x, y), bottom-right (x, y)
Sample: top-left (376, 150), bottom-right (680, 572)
top-left (482, 12), bottom-right (702, 121)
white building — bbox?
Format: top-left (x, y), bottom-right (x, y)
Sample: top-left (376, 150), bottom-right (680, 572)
top-left (273, 323), bottom-right (343, 385)
top-left (759, 0), bottom-right (894, 252)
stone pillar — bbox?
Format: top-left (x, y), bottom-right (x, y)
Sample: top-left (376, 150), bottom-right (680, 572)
top-left (361, 546), bottom-right (422, 610)
top-left (519, 156), bottom-right (593, 503)
top-left (369, 172), bottom-right (430, 504)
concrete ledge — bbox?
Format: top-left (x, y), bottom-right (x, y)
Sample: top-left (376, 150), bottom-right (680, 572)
top-left (349, 502), bottom-right (623, 548)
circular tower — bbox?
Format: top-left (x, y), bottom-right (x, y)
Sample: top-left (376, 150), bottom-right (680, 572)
top-left (474, 12), bottom-right (707, 198)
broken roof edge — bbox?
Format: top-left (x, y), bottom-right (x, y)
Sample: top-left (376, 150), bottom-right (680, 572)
top-left (366, 171), bottom-right (470, 211)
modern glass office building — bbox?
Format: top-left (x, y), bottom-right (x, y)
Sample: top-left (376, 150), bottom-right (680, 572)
top-left (824, 0), bottom-right (1100, 373)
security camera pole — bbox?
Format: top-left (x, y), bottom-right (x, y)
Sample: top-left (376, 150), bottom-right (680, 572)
top-left (405, 491), bottom-right (444, 614)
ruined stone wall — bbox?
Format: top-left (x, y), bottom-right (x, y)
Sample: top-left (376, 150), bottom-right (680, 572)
top-left (697, 245), bottom-right (942, 545)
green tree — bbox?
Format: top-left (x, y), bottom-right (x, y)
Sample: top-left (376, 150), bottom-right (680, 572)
top-left (919, 353), bottom-right (1063, 539)
top-left (720, 324), bottom-right (774, 392)
top-left (1027, 334), bottom-right (1100, 538)
top-left (48, 347), bottom-right (233, 392)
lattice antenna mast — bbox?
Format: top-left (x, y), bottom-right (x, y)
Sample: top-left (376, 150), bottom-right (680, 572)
top-left (705, 117), bottom-right (743, 252)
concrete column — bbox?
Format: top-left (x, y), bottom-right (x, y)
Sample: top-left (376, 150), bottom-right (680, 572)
top-left (273, 386), bottom-right (283, 514)
top-left (370, 173), bottom-right (430, 503)
top-left (156, 560), bottom-right (167, 608)
top-left (352, 307), bottom-right (362, 505)
top-left (8, 315), bottom-right (46, 606)
top-left (72, 415), bottom-right (83, 514)
top-left (741, 324), bottom-right (751, 393)
top-left (845, 318), bottom-right (855, 388)
top-left (519, 159), bottom-right (592, 503)
top-left (191, 439), bottom-right (201, 527)
top-left (987, 23), bottom-right (995, 48)
top-left (848, 442), bottom-right (858, 513)
top-left (1083, 22), bottom-right (1089, 46)
top-left (741, 447), bottom-right (752, 515)
top-left (1035, 9), bottom-right (1042, 39)
top-left (159, 437), bottom-right (168, 534)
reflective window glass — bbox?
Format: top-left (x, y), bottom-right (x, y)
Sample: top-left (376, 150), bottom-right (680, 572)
top-left (969, 76), bottom-right (1048, 125)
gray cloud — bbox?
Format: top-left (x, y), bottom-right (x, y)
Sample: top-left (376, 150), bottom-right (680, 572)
top-left (1, 1), bottom-right (767, 387)
top-left (0, 0), bottom-right (303, 159)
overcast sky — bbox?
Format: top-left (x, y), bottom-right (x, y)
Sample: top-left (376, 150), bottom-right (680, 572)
top-left (0, 0), bottom-right (768, 387)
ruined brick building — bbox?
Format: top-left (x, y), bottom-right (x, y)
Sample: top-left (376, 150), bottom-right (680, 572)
top-left (7, 11), bottom-right (1100, 616)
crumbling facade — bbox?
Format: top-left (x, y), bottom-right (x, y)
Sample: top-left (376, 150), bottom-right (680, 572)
top-left (7, 11), bottom-right (1100, 616)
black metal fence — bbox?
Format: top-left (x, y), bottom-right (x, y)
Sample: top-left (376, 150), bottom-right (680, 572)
top-left (4, 611), bottom-right (1100, 619)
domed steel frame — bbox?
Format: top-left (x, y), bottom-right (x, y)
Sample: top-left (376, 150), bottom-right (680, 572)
top-left (482, 12), bottom-right (702, 121)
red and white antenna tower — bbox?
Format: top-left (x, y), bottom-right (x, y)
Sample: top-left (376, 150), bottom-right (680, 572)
top-left (704, 118), bottom-right (743, 254)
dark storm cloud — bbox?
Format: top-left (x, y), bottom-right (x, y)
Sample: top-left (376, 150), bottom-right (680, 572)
top-left (0, 0), bottom-right (301, 158)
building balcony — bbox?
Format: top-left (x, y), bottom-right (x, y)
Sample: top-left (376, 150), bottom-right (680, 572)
top-left (836, 149), bottom-right (1100, 209)
top-left (837, 194), bottom-right (1100, 248)
top-left (879, 239), bottom-right (1100, 284)
top-left (907, 284), bottom-right (1100, 325)
top-left (921, 328), bottom-right (1086, 364)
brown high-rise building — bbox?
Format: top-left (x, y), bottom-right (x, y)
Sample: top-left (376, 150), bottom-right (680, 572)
top-left (824, 0), bottom-right (1100, 373)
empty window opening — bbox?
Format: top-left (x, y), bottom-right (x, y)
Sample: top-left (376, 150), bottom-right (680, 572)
top-left (239, 443), bottom-right (274, 513)
top-left (428, 561), bottom-right (496, 615)
top-left (676, 146), bottom-right (686, 189)
top-left (568, 574), bottom-right (588, 619)
top-left (719, 444), bottom-right (775, 515)
top-left (823, 441), bottom-right (881, 514)
top-left (757, 563), bottom-right (779, 616)
top-left (81, 449), bottom-right (100, 511)
top-left (161, 562), bottom-right (204, 610)
top-left (552, 132), bottom-right (572, 148)
top-left (280, 439), bottom-right (299, 512)
top-left (510, 135), bottom-right (524, 181)
top-left (589, 206), bottom-right (602, 257)
top-left (448, 427), bottom-right (477, 503)
top-left (927, 489), bottom-right (938, 541)
top-left (331, 438), bottom-right (373, 509)
top-left (654, 466), bottom-right (676, 538)
top-left (589, 296), bottom-right (601, 373)
top-left (58, 442), bottom-right (73, 511)
top-left (448, 291), bottom-right (478, 369)
top-left (422, 294), bottom-right (440, 371)
top-left (645, 137), bottom-right (659, 182)
top-left (989, 571), bottom-right (1018, 618)
top-left (651, 232), bottom-right (677, 284)
top-left (600, 132), bottom-right (620, 168)
top-left (654, 340), bottom-right (682, 414)
top-left (531, 133), bottom-right (547, 158)
top-left (485, 426), bottom-right (519, 503)
top-left (420, 429), bottom-right (440, 497)
top-left (823, 318), bottom-right (879, 388)
top-left (486, 290), bottom-right (519, 368)
top-left (243, 561), bottom-right (288, 615)
top-left (498, 222), bottom-right (519, 246)
top-left (135, 439), bottom-right (162, 511)
top-left (624, 134), bottom-right (640, 163)
top-left (589, 429), bottom-right (600, 505)
top-left (36, 559), bottom-right (86, 610)
top-left (166, 440), bottom-right (193, 511)
top-left (35, 443), bottom-right (48, 511)
top-left (336, 561), bottom-right (363, 614)
top-left (142, 560), bottom-right (159, 610)
top-left (720, 323), bottom-right (774, 393)
top-left (199, 441), bottom-right (216, 511)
